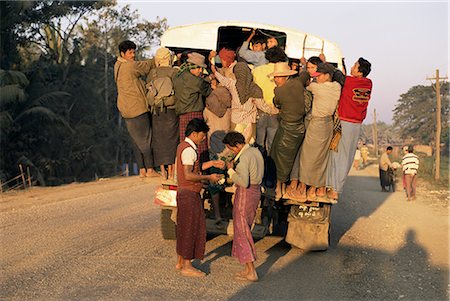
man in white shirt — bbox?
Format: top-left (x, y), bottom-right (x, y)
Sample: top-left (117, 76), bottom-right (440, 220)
top-left (175, 118), bottom-right (224, 277)
top-left (402, 145), bottom-right (419, 201)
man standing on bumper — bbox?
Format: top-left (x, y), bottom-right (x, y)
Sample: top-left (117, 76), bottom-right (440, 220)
top-left (223, 131), bottom-right (264, 282)
top-left (175, 118), bottom-right (224, 277)
top-left (114, 40), bottom-right (159, 178)
top-left (326, 57), bottom-right (373, 200)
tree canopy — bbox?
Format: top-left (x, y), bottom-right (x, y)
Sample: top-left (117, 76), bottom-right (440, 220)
top-left (393, 83), bottom-right (449, 145)
top-left (0, 0), bottom-right (167, 188)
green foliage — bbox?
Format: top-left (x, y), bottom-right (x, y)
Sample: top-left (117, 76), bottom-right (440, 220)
top-left (393, 83), bottom-right (449, 145)
top-left (0, 69), bottom-right (74, 186)
top-left (361, 122), bottom-right (403, 146)
top-left (417, 155), bottom-right (449, 189)
top-left (1, 1), bottom-right (109, 68)
top-left (1, 2), bottom-right (167, 187)
top-left (79, 5), bottom-right (167, 59)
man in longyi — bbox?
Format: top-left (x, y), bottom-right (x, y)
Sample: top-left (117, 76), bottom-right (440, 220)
top-left (269, 62), bottom-right (310, 200)
top-left (175, 118), bottom-right (224, 277)
top-left (173, 52), bottom-right (212, 163)
top-left (223, 131), bottom-right (264, 282)
top-left (297, 63), bottom-right (341, 201)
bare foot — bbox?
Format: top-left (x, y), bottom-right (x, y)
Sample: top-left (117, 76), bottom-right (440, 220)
top-left (175, 263), bottom-right (183, 270)
top-left (316, 187), bottom-right (326, 197)
top-left (327, 189), bottom-right (339, 200)
top-left (146, 169), bottom-right (161, 178)
top-left (181, 267), bottom-right (206, 277)
top-left (285, 185), bottom-right (296, 197)
top-left (291, 188), bottom-right (307, 201)
top-left (307, 187), bottom-right (316, 201)
top-left (236, 271), bottom-right (258, 282)
top-left (275, 187), bottom-right (283, 200)
top-left (139, 168), bottom-right (146, 178)
top-left (235, 269), bottom-right (248, 277)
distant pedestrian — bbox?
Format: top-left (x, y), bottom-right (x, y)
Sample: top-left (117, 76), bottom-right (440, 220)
top-left (401, 145), bottom-right (409, 190)
top-left (360, 143), bottom-right (369, 166)
top-left (379, 146), bottom-right (393, 192)
top-left (402, 145), bottom-right (419, 201)
top-left (353, 148), bottom-right (361, 170)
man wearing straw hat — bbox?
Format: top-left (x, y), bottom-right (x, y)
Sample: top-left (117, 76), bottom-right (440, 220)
top-left (269, 62), bottom-right (310, 200)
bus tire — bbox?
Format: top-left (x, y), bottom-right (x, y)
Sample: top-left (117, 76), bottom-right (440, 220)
top-left (161, 208), bottom-right (176, 240)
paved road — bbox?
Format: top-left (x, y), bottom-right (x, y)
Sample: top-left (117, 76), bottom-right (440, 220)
top-left (0, 166), bottom-right (448, 300)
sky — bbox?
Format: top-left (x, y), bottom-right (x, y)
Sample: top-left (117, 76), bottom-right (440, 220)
top-left (118, 1), bottom-right (449, 124)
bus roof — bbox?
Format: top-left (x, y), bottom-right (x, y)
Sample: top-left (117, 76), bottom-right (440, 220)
top-left (160, 21), bottom-right (344, 68)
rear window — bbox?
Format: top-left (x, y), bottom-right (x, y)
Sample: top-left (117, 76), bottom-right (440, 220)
top-left (217, 26), bottom-right (286, 51)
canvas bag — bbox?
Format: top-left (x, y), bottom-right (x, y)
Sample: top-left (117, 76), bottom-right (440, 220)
top-left (146, 69), bottom-right (175, 112)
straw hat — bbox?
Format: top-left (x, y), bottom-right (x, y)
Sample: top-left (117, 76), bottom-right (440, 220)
top-left (187, 52), bottom-right (207, 68)
top-left (269, 62), bottom-right (297, 77)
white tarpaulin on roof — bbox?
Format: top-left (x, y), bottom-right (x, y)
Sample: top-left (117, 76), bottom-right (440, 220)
top-left (160, 21), bottom-right (344, 69)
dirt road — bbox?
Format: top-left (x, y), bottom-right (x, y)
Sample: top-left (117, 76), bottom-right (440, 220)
top-left (0, 165), bottom-right (448, 300)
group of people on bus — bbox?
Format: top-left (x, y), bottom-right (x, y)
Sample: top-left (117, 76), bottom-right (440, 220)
top-left (114, 32), bottom-right (373, 279)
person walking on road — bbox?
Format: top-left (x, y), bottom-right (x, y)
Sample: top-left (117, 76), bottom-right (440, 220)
top-left (223, 132), bottom-right (264, 282)
top-left (402, 145), bottom-right (419, 201)
top-left (379, 146), bottom-right (393, 192)
top-left (175, 118), bottom-right (224, 277)
top-left (360, 143), bottom-right (369, 166)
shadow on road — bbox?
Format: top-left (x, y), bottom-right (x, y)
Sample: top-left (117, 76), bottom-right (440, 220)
top-left (228, 228), bottom-right (448, 300)
top-left (202, 238), bottom-right (233, 274)
top-left (331, 175), bottom-right (392, 247)
top-left (204, 173), bottom-right (395, 282)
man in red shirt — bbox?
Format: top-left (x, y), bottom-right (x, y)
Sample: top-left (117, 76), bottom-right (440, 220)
top-left (326, 58), bottom-right (372, 200)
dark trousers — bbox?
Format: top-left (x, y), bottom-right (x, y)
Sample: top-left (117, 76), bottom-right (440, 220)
top-left (379, 169), bottom-right (390, 188)
top-left (256, 112), bottom-right (279, 153)
top-left (124, 112), bottom-right (153, 169)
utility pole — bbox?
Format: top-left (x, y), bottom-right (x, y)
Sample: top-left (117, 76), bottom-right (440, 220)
top-left (427, 69), bottom-right (447, 181)
top-left (372, 109), bottom-right (378, 158)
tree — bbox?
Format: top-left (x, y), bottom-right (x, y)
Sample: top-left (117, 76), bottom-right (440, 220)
top-left (0, 69), bottom-right (73, 186)
top-left (1, 2), bottom-right (168, 186)
top-left (361, 122), bottom-right (402, 146)
top-left (393, 83), bottom-right (449, 145)
top-left (1, 1), bottom-right (108, 69)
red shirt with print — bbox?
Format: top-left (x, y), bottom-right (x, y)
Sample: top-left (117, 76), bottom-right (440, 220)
top-left (338, 76), bottom-right (372, 123)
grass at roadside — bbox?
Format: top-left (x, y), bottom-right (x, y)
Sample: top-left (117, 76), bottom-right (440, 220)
top-left (392, 153), bottom-right (448, 190)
